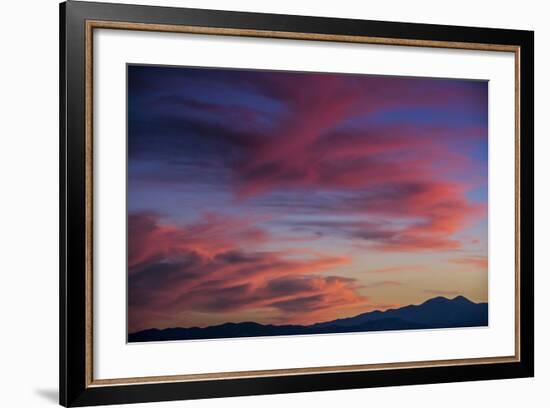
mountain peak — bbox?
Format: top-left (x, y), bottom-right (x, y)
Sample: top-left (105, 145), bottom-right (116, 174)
top-left (421, 296), bottom-right (452, 305)
top-left (451, 295), bottom-right (473, 304)
top-left (421, 295), bottom-right (475, 306)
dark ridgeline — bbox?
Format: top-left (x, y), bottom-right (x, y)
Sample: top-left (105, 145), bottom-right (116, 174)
top-left (128, 295), bottom-right (488, 343)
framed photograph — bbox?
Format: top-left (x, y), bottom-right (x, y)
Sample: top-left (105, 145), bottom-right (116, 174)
top-left (60, 1), bottom-right (534, 406)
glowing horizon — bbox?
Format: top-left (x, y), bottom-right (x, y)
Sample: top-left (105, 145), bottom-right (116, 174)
top-left (127, 65), bottom-right (488, 333)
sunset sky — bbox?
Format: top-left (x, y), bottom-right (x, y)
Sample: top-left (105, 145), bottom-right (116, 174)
top-left (127, 65), bottom-right (488, 333)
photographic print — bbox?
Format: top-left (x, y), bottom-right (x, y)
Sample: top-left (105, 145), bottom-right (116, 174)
top-left (60, 5), bottom-right (533, 404)
top-left (127, 65), bottom-right (489, 343)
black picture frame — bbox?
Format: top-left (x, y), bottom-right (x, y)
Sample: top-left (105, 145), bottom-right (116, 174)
top-left (60, 1), bottom-right (534, 406)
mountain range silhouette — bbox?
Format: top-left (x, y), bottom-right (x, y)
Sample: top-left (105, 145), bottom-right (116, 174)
top-left (128, 295), bottom-right (488, 342)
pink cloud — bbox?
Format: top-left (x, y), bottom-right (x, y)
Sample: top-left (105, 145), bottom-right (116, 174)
top-left (128, 212), bottom-right (367, 331)
top-left (364, 182), bottom-right (485, 252)
top-left (128, 212), bottom-right (270, 272)
top-left (216, 77), bottom-right (487, 253)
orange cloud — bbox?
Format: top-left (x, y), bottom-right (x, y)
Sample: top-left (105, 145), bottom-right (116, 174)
top-left (364, 280), bottom-right (402, 288)
top-left (367, 265), bottom-right (428, 274)
top-left (128, 212), bottom-right (366, 331)
top-left (450, 256), bottom-right (488, 269)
